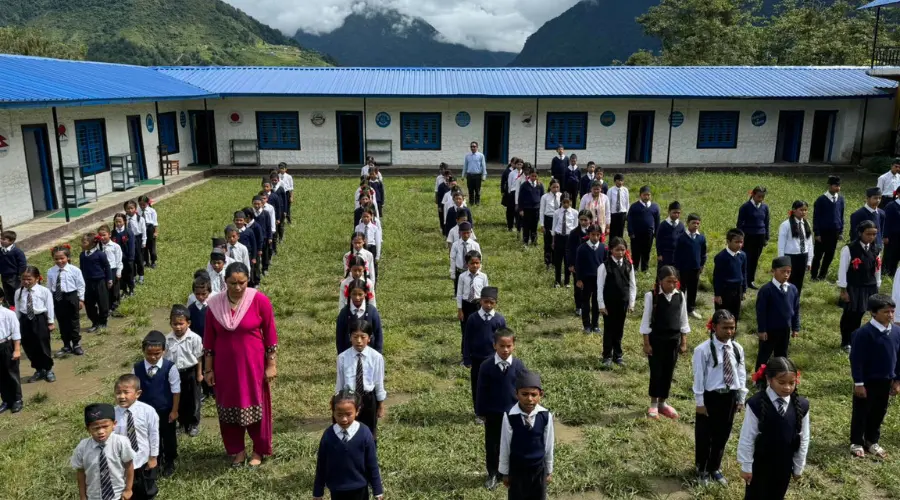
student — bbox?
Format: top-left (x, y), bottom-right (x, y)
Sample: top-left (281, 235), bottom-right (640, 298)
top-left (112, 213), bottom-right (136, 298)
top-left (368, 168), bottom-right (386, 217)
top-left (244, 207), bottom-right (268, 278)
top-left (47, 244), bottom-right (85, 357)
top-left (188, 277), bottom-right (213, 401)
top-left (0, 230), bottom-right (26, 308)
top-left (138, 196), bottom-right (158, 270)
top-left (811, 176), bottom-right (844, 281)
top-left (567, 210), bottom-right (593, 316)
top-left (693, 309), bottom-right (747, 487)
top-left (551, 193), bottom-right (578, 288)
top-left (501, 158), bottom-right (515, 208)
top-left (450, 223), bottom-right (481, 295)
top-left (476, 329), bottom-right (526, 491)
top-left (884, 188), bottom-right (900, 277)
top-left (713, 229), bottom-right (747, 329)
top-left (277, 162), bottom-right (294, 223)
top-left (627, 186), bottom-right (661, 273)
top-left (876, 158), bottom-right (900, 208)
top-left (165, 305), bottom-right (203, 437)
top-left (539, 179), bottom-right (562, 269)
top-left (849, 294), bottom-right (900, 459)
top-left (499, 371), bottom-right (555, 500)
top-left (113, 374), bottom-right (160, 500)
top-left (441, 180), bottom-right (462, 228)
top-left (133, 330), bottom-right (181, 477)
top-left (336, 318), bottom-right (387, 442)
top-left (516, 166), bottom-right (544, 247)
top-left (506, 160), bottom-right (525, 233)
top-left (656, 201), bottom-right (685, 269)
top-left (579, 180), bottom-right (610, 236)
top-left (14, 266), bottom-right (56, 384)
top-left (233, 211), bottom-right (259, 286)
top-left (464, 287), bottom-right (506, 411)
top-left (674, 213), bottom-right (707, 319)
top-left (124, 200), bottom-right (147, 285)
top-left (258, 189), bottom-right (279, 253)
top-left (607, 174), bottom-right (629, 239)
top-left (850, 187), bottom-right (886, 254)
top-left (312, 390), bottom-right (384, 500)
top-left (776, 201), bottom-right (813, 295)
top-left (435, 170), bottom-right (452, 229)
top-left (550, 144), bottom-right (568, 185)
top-left (576, 225), bottom-right (607, 334)
top-left (354, 191), bottom-right (376, 228)
top-left (71, 403), bottom-right (134, 500)
top-left (207, 251), bottom-right (228, 295)
top-left (80, 233), bottom-right (112, 333)
top-left (446, 212), bottom-right (478, 248)
top-left (361, 157), bottom-right (382, 182)
top-left (594, 167), bottom-right (609, 194)
top-left (336, 280), bottom-right (383, 354)
top-left (563, 154), bottom-right (580, 202)
top-left (578, 162), bottom-right (596, 200)
top-left (445, 191), bottom-right (474, 237)
top-left (355, 208), bottom-right (383, 266)
top-left (225, 225), bottom-right (251, 270)
top-left (838, 220), bottom-right (882, 353)
top-left (343, 232), bottom-right (376, 284)
top-left (737, 187), bottom-right (770, 289)
top-left (251, 196), bottom-right (274, 274)
top-left (458, 251), bottom-right (489, 359)
top-left (0, 302), bottom-right (22, 414)
top-left (597, 237), bottom-right (637, 367)
top-left (501, 159), bottom-right (521, 232)
top-left (640, 265), bottom-right (690, 420)
top-left (738, 357), bottom-right (810, 500)
top-left (340, 256), bottom-right (376, 311)
top-left (262, 177), bottom-right (285, 245)
top-left (755, 257), bottom-right (801, 373)
top-left (97, 225), bottom-right (124, 316)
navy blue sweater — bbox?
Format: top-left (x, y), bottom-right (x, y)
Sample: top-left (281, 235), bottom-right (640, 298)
top-left (463, 311), bottom-right (508, 365)
top-left (80, 250), bottom-right (112, 281)
top-left (566, 227), bottom-right (588, 265)
top-left (445, 206), bottom-right (474, 235)
top-left (256, 210), bottom-right (273, 240)
top-left (850, 322), bottom-right (900, 383)
top-left (673, 231), bottom-right (707, 271)
top-left (313, 424), bottom-right (383, 498)
top-left (251, 218), bottom-right (267, 247)
top-left (563, 167), bottom-right (580, 192)
top-left (812, 194), bottom-right (845, 236)
top-left (111, 227), bottom-right (136, 262)
top-left (188, 303), bottom-right (207, 339)
top-left (238, 228), bottom-right (257, 261)
top-left (267, 191), bottom-right (284, 223)
top-left (656, 221), bottom-right (686, 264)
top-left (336, 305), bottom-right (383, 354)
top-left (550, 156), bottom-right (568, 184)
top-left (517, 181), bottom-right (544, 209)
top-left (476, 357), bottom-right (526, 416)
top-left (501, 166), bottom-right (512, 194)
top-left (737, 200), bottom-right (770, 240)
top-left (626, 201), bottom-right (660, 238)
top-left (575, 242), bottom-right (607, 279)
top-left (579, 174), bottom-right (593, 197)
top-left (884, 201), bottom-right (900, 238)
top-left (0, 246), bottom-right (26, 278)
top-left (850, 207), bottom-right (886, 245)
top-left (755, 281), bottom-right (800, 333)
top-left (370, 180), bottom-right (385, 206)
top-left (712, 249), bottom-right (747, 296)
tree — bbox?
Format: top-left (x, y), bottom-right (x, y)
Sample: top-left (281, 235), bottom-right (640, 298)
top-left (760, 0), bottom-right (874, 65)
top-left (618, 49), bottom-right (660, 66)
top-left (0, 27), bottom-right (85, 60)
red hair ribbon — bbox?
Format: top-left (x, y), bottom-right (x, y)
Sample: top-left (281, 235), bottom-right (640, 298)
top-left (94, 235), bottom-right (103, 243)
top-left (600, 233), bottom-right (606, 244)
top-left (625, 249), bottom-right (633, 264)
top-left (788, 209), bottom-right (794, 217)
top-left (851, 257), bottom-right (862, 270)
top-left (796, 370), bottom-right (802, 387)
top-left (751, 364), bottom-right (767, 383)
top-left (343, 285), bottom-right (350, 298)
top-left (675, 280), bottom-right (681, 290)
top-left (747, 189), bottom-right (754, 196)
top-left (706, 317), bottom-right (714, 332)
top-left (876, 256), bottom-right (883, 272)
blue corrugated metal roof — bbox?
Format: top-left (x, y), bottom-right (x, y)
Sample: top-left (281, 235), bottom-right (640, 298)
top-left (155, 66), bottom-right (897, 99)
top-left (860, 0), bottom-right (900, 10)
top-left (0, 54), bottom-right (214, 108)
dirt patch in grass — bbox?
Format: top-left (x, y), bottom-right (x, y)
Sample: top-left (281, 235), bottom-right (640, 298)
top-left (555, 420), bottom-right (585, 445)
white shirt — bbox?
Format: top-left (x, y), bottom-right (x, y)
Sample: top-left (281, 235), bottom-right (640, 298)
top-left (207, 263), bottom-right (229, 295)
top-left (539, 192), bottom-right (562, 221)
top-left (777, 219), bottom-right (814, 266)
top-left (263, 203), bottom-right (277, 232)
top-left (70, 434), bottom-right (134, 500)
top-left (639, 291), bottom-right (691, 335)
top-left (608, 186), bottom-right (630, 214)
top-left (499, 403), bottom-right (555, 476)
top-left (507, 170), bottom-right (523, 194)
top-left (450, 239), bottom-right (482, 277)
top-left (771, 277), bottom-right (790, 293)
top-left (226, 242), bottom-right (251, 270)
top-left (456, 270), bottom-right (489, 307)
top-left (335, 346), bottom-right (387, 402)
top-left (133, 359), bottom-right (181, 394)
top-left (140, 206), bottom-right (158, 227)
top-left (114, 401), bottom-right (159, 468)
top-left (278, 171), bottom-right (295, 190)
top-left (126, 213), bottom-right (147, 246)
top-left (692, 338), bottom-right (749, 406)
top-left (877, 171), bottom-right (900, 196)
top-left (596, 259), bottom-right (637, 310)
top-left (434, 174), bottom-right (445, 193)
top-left (552, 207), bottom-right (579, 235)
top-left (47, 264), bottom-right (86, 301)
top-left (354, 188), bottom-right (381, 218)
top-left (332, 421), bottom-right (360, 441)
top-left (164, 330), bottom-right (203, 370)
top-left (446, 225), bottom-right (477, 246)
top-left (339, 276), bottom-right (376, 311)
top-left (737, 387), bottom-right (810, 475)
top-left (354, 222), bottom-right (383, 260)
top-left (343, 249), bottom-right (376, 283)
top-left (349, 303), bottom-right (366, 318)
top-left (0, 306), bottom-right (21, 341)
top-left (579, 192), bottom-right (611, 226)
top-left (837, 243), bottom-right (882, 288)
top-left (495, 353), bottom-right (514, 366)
top-left (102, 241), bottom-right (124, 278)
top-left (14, 285), bottom-right (55, 323)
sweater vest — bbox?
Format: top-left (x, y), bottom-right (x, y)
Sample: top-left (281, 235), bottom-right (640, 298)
top-left (650, 293), bottom-right (683, 339)
top-left (508, 410), bottom-right (548, 471)
top-left (135, 359), bottom-right (175, 412)
top-left (847, 242), bottom-right (878, 287)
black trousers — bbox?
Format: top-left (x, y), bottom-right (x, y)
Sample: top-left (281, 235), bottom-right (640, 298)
top-left (580, 278), bottom-right (600, 329)
top-left (156, 408), bottom-right (178, 465)
top-left (467, 174), bottom-right (483, 204)
top-left (177, 366), bottom-right (201, 430)
top-left (262, 237), bottom-right (272, 272)
top-left (276, 219), bottom-right (285, 243)
top-left (631, 234), bottom-right (654, 272)
top-left (55, 291), bottom-right (81, 348)
top-left (564, 186), bottom-right (578, 205)
top-left (679, 268), bottom-right (701, 313)
top-left (745, 460), bottom-right (792, 500)
top-left (542, 216), bottom-right (554, 265)
top-left (330, 487), bottom-right (368, 500)
top-left (366, 244), bottom-right (379, 282)
top-left (84, 278), bottom-right (109, 327)
top-left (460, 300), bottom-right (479, 357)
top-left (851, 379), bottom-right (892, 446)
top-left (786, 253), bottom-right (808, 296)
top-left (19, 313), bottom-right (53, 371)
top-left (143, 223), bottom-right (157, 266)
top-left (885, 237), bottom-right (900, 277)
top-left (695, 390), bottom-right (738, 474)
top-left (121, 260), bottom-right (135, 295)
top-left (0, 341), bottom-right (21, 404)
top-left (602, 304), bottom-right (627, 360)
top-left (108, 276), bottom-right (120, 311)
top-left (132, 463), bottom-right (159, 500)
top-left (1, 274), bottom-right (20, 307)
top-left (438, 203), bottom-right (445, 230)
top-left (357, 391), bottom-right (378, 441)
top-left (881, 195), bottom-right (894, 209)
top-left (648, 336), bottom-right (680, 399)
top-left (469, 356), bottom-right (487, 409)
top-left (285, 190), bottom-right (293, 222)
top-left (522, 208), bottom-right (539, 244)
top-left (505, 202), bottom-right (519, 231)
top-left (756, 328), bottom-right (790, 371)
top-left (484, 412), bottom-right (504, 477)
top-left (573, 276), bottom-right (583, 311)
top-left (135, 239), bottom-right (145, 277)
top-left (720, 285), bottom-right (742, 330)
top-left (610, 213), bottom-right (626, 239)
top-left (743, 234), bottom-right (766, 285)
top-left (840, 309), bottom-right (866, 348)
top-left (552, 235), bottom-right (570, 285)
top-left (811, 230), bottom-right (839, 280)
top-left (508, 463), bottom-right (547, 500)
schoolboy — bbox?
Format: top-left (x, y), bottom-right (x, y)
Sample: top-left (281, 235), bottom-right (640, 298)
top-left (562, 154), bottom-right (580, 202)
top-left (463, 287), bottom-right (507, 413)
top-left (575, 225), bottom-right (607, 334)
top-left (850, 187), bottom-right (886, 253)
top-left (811, 176), bottom-right (844, 281)
top-left (0, 231), bottom-right (26, 308)
top-left (207, 251), bottom-right (228, 295)
top-left (335, 318), bottom-right (386, 439)
top-left (262, 176), bottom-right (285, 244)
top-left (626, 186), bottom-right (661, 273)
top-left (368, 168), bottom-right (386, 216)
top-left (516, 167), bottom-right (544, 247)
top-left (458, 250), bottom-right (488, 362)
top-left (578, 163), bottom-right (596, 199)
top-left (224, 225), bottom-right (251, 270)
top-left (849, 294), bottom-right (900, 459)
top-left (755, 257), bottom-right (800, 373)
top-left (450, 222), bottom-right (482, 294)
top-left (355, 208), bottom-right (383, 264)
top-left (656, 201), bottom-right (685, 269)
top-left (608, 174), bottom-right (629, 239)
top-left (72, 403), bottom-right (134, 500)
top-left (114, 374), bottom-right (160, 500)
top-left (277, 162), bottom-right (294, 223)
top-left (674, 213), bottom-right (707, 319)
top-left (713, 229), bottom-right (748, 328)
top-left (257, 190), bottom-right (278, 254)
top-left (0, 304), bottom-right (22, 413)
top-left (594, 166), bottom-right (609, 194)
top-left (447, 211), bottom-right (478, 248)
top-left (133, 330), bottom-right (181, 477)
top-left (251, 197), bottom-right (273, 273)
top-left (550, 145), bottom-right (567, 185)
top-left (476, 328), bottom-right (526, 491)
top-left (165, 305), bottom-right (203, 437)
top-left (233, 211), bottom-right (260, 285)
top-left (499, 371), bottom-right (555, 500)
top-left (446, 191), bottom-right (474, 237)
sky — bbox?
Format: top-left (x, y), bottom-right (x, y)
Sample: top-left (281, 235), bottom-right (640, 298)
top-left (223, 0), bottom-right (583, 53)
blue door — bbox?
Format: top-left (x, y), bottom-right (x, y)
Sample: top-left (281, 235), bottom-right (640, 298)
top-left (483, 112), bottom-right (510, 165)
top-left (22, 125), bottom-right (56, 211)
top-left (777, 111), bottom-right (805, 163)
top-left (127, 116), bottom-right (147, 180)
top-left (336, 111), bottom-right (364, 165)
top-left (626, 111), bottom-right (655, 163)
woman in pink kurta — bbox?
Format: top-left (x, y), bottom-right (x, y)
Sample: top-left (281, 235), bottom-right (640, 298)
top-left (203, 262), bottom-right (277, 467)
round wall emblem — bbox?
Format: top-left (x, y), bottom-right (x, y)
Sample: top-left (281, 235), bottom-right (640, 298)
top-left (600, 111), bottom-right (616, 127)
top-left (669, 111), bottom-right (684, 128)
top-left (455, 111), bottom-right (471, 127)
top-left (751, 111), bottom-right (767, 127)
top-left (145, 114), bottom-right (154, 133)
top-left (311, 112), bottom-right (326, 126)
top-left (229, 112), bottom-right (242, 125)
top-left (375, 112), bottom-right (391, 128)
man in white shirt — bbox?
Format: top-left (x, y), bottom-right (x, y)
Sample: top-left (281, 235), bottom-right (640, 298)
top-left (877, 158), bottom-right (900, 208)
top-left (463, 141), bottom-right (488, 205)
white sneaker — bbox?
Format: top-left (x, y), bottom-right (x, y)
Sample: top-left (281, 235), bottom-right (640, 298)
top-left (690, 311), bottom-right (702, 320)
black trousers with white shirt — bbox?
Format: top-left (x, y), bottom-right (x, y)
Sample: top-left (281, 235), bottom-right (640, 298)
top-left (786, 253), bottom-right (808, 295)
top-left (460, 300), bottom-right (480, 356)
top-left (84, 278), bottom-right (109, 327)
top-left (522, 208), bottom-right (539, 245)
top-left (0, 340), bottom-right (21, 404)
top-left (610, 213), bottom-right (626, 239)
top-left (695, 390), bottom-right (738, 474)
top-left (755, 328), bottom-right (790, 371)
top-left (1, 274), bottom-right (20, 308)
top-left (468, 356), bottom-right (487, 409)
top-left (851, 378), bottom-right (892, 446)
top-left (358, 391), bottom-right (378, 441)
top-left (679, 268), bottom-right (701, 313)
top-left (811, 229), bottom-right (839, 280)
top-left (178, 365), bottom-right (201, 430)
top-left (55, 291), bottom-right (81, 348)
top-left (19, 313), bottom-right (53, 371)
top-left (484, 412), bottom-right (504, 477)
top-left (542, 216), bottom-right (554, 265)
top-left (552, 235), bottom-right (570, 285)
top-left (631, 234), bottom-right (654, 272)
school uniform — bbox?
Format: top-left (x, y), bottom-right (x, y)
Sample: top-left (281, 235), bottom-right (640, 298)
top-left (692, 337), bottom-right (747, 476)
top-left (627, 201), bottom-right (661, 272)
top-left (837, 240), bottom-right (882, 349)
top-left (262, 201), bottom-right (278, 254)
top-left (505, 170), bottom-right (524, 231)
top-left (499, 403), bottom-right (555, 500)
top-left (134, 358), bottom-right (181, 469)
top-left (312, 421), bottom-right (384, 500)
top-left (446, 225), bottom-right (478, 247)
top-left (114, 401), bottom-right (160, 500)
top-left (226, 242), bottom-right (251, 270)
top-left (551, 207), bottom-right (578, 286)
top-left (14, 285), bottom-right (55, 374)
top-left (442, 190), bottom-right (463, 222)
top-left (500, 165), bottom-right (512, 202)
top-left (640, 290), bottom-right (690, 399)
top-left (578, 173), bottom-right (594, 199)
top-left (355, 222), bottom-right (383, 264)
top-left (336, 303), bottom-right (384, 354)
top-left (370, 179), bottom-right (385, 217)
top-left (445, 205), bottom-right (474, 237)
top-left (70, 434), bottom-right (135, 500)
top-left (674, 230), bottom-right (707, 313)
top-left (0, 307), bottom-right (22, 408)
top-left (563, 165), bottom-right (580, 201)
top-left (656, 218), bottom-right (685, 269)
top-left (80, 248), bottom-right (111, 328)
top-left (343, 249), bottom-right (377, 284)
top-left (463, 308), bottom-right (507, 407)
top-left (339, 276), bottom-right (376, 312)
top-left (237, 226), bottom-right (259, 285)
top-left (140, 206), bottom-right (159, 268)
top-left (755, 279), bottom-right (800, 371)
top-left (850, 205), bottom-right (885, 253)
top-left (253, 207), bottom-right (274, 272)
top-left (449, 238), bottom-right (482, 293)
top-left (47, 263), bottom-right (85, 351)
top-left (850, 320), bottom-right (900, 449)
top-left (883, 199), bottom-right (900, 276)
top-left (737, 200), bottom-right (769, 286)
top-left (436, 181), bottom-right (452, 229)
top-left (777, 218), bottom-right (813, 295)
top-left (271, 188), bottom-right (288, 244)
top-left (477, 355), bottom-right (526, 480)
top-left (279, 171), bottom-right (294, 222)
top-left (811, 192), bottom-right (844, 281)
top-left (112, 227), bottom-right (136, 296)
top-left (356, 188), bottom-right (381, 219)
top-left (597, 257), bottom-right (637, 361)
top-left (550, 154), bottom-right (568, 185)
top-left (566, 226), bottom-right (589, 312)
top-left (457, 270), bottom-right (489, 355)
top-left (579, 192), bottom-right (611, 233)
top-left (517, 180), bottom-right (544, 245)
top-left (712, 248), bottom-right (747, 326)
top-left (575, 241), bottom-right (607, 331)
top-left (127, 213), bottom-right (147, 278)
top-left (0, 244), bottom-right (26, 308)
top-left (207, 263), bottom-right (230, 295)
top-left (738, 388), bottom-right (810, 500)
top-left (101, 241), bottom-right (124, 312)
top-left (165, 330), bottom-right (203, 432)
top-left (877, 170), bottom-right (900, 208)
top-left (539, 192), bottom-right (561, 266)
top-left (336, 346), bottom-right (386, 439)
top-left (608, 186), bottom-right (629, 239)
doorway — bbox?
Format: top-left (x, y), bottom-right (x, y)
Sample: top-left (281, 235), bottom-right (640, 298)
top-left (336, 111), bottom-right (363, 165)
top-left (626, 111), bottom-right (655, 163)
top-left (21, 125), bottom-right (56, 212)
top-left (776, 111), bottom-right (805, 163)
top-left (126, 115), bottom-right (147, 180)
top-left (809, 110), bottom-right (838, 163)
top-left (189, 110), bottom-right (218, 166)
top-left (483, 112), bottom-right (510, 164)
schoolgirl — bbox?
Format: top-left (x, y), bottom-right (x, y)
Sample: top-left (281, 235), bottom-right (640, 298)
top-left (640, 265), bottom-right (690, 420)
top-left (367, 168), bottom-right (385, 218)
top-left (575, 225), bottom-right (607, 334)
top-left (137, 195), bottom-right (158, 269)
top-left (505, 159), bottom-right (524, 234)
top-left (539, 179), bottom-right (562, 269)
top-left (14, 266), bottom-right (56, 383)
top-left (124, 200), bottom-right (147, 285)
top-left (737, 186), bottom-right (770, 289)
top-left (563, 154), bottom-right (580, 202)
top-left (277, 162), bottom-right (294, 223)
top-left (883, 187), bottom-right (900, 276)
top-left (597, 237), bottom-right (636, 367)
top-left (343, 232), bottom-right (376, 283)
top-left (339, 256), bottom-right (376, 311)
top-left (500, 158), bottom-right (516, 215)
top-left (96, 224), bottom-right (123, 316)
top-left (47, 244), bottom-right (85, 356)
top-left (838, 220), bottom-right (882, 352)
top-left (551, 193), bottom-right (579, 288)
top-left (79, 232), bottom-right (112, 332)
top-left (776, 200), bottom-right (813, 295)
top-left (335, 279), bottom-right (383, 354)
top-left (111, 213), bottom-right (136, 297)
top-left (336, 319), bottom-right (387, 441)
top-left (566, 210), bottom-right (594, 315)
top-left (361, 156), bottom-right (383, 181)
top-left (354, 191), bottom-right (378, 228)
top-left (354, 208), bottom-right (383, 267)
top-left (355, 179), bottom-right (380, 219)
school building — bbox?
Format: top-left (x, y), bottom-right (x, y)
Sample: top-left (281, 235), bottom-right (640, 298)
top-left (1, 54), bottom-right (899, 227)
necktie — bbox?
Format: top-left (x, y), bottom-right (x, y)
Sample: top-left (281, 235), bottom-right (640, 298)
top-left (97, 443), bottom-right (115, 500)
top-left (148, 365), bottom-right (158, 378)
top-left (229, 246), bottom-right (235, 259)
top-left (799, 222), bottom-right (807, 254)
top-left (722, 345), bottom-right (735, 387)
top-left (218, 273), bottom-right (225, 292)
top-left (469, 273), bottom-right (477, 301)
top-left (54, 270), bottom-right (62, 302)
top-left (125, 409), bottom-right (139, 452)
top-left (355, 353), bottom-right (365, 395)
top-left (775, 397), bottom-right (787, 416)
top-left (523, 413), bottom-right (534, 430)
top-left (563, 212), bottom-right (570, 236)
top-left (616, 190), bottom-right (622, 212)
top-left (341, 428), bottom-right (350, 443)
top-left (26, 289), bottom-right (35, 320)
top-left (500, 361), bottom-right (509, 373)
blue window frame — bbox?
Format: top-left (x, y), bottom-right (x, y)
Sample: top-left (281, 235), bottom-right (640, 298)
top-left (400, 113), bottom-right (441, 150)
top-left (697, 111), bottom-right (739, 149)
top-left (545, 112), bottom-right (587, 149)
top-left (158, 112), bottom-right (179, 154)
top-left (256, 111), bottom-right (300, 150)
top-left (74, 119), bottom-right (108, 175)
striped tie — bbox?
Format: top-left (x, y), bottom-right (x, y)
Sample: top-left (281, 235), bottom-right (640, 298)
top-left (523, 413), bottom-right (534, 430)
top-left (97, 443), bottom-right (115, 500)
top-left (775, 397), bottom-right (787, 416)
top-left (54, 271), bottom-right (62, 302)
top-left (125, 409), bottom-right (139, 452)
top-left (355, 353), bottom-right (365, 396)
top-left (722, 345), bottom-right (735, 387)
top-left (26, 289), bottom-right (35, 320)
top-left (341, 429), bottom-right (350, 443)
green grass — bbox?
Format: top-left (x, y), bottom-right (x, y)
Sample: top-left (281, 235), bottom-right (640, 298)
top-left (5, 172), bottom-right (900, 499)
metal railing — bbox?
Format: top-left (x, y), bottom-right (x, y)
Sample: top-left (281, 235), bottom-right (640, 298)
top-left (873, 46), bottom-right (900, 67)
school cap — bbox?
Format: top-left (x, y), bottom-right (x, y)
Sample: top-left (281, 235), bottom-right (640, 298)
top-left (668, 201), bottom-right (681, 211)
top-left (893, 157), bottom-right (900, 165)
top-left (867, 187), bottom-right (882, 198)
top-left (210, 250), bottom-right (226, 262)
top-left (827, 175), bottom-right (841, 186)
top-left (639, 185), bottom-right (651, 194)
top-left (211, 237), bottom-right (226, 247)
top-left (481, 287), bottom-right (498, 300)
top-left (170, 304), bottom-right (189, 318)
top-left (260, 176), bottom-right (271, 184)
top-left (84, 403), bottom-right (115, 425)
top-left (459, 222), bottom-right (473, 231)
top-left (516, 371), bottom-right (542, 391)
top-left (772, 256), bottom-right (792, 269)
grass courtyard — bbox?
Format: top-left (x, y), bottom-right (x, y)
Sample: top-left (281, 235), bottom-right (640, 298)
top-left (1, 172), bottom-right (900, 499)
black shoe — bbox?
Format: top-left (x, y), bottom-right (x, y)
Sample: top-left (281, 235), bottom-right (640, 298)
top-left (150, 263), bottom-right (157, 269)
top-left (10, 401), bottom-right (23, 413)
top-left (162, 463), bottom-right (176, 477)
top-left (26, 370), bottom-right (45, 383)
top-left (484, 475), bottom-right (498, 490)
top-left (45, 370), bottom-right (56, 383)
top-left (748, 282), bottom-right (758, 290)
top-left (54, 347), bottom-right (72, 358)
top-left (73, 345), bottom-right (85, 356)
top-left (188, 426), bottom-right (200, 437)
top-left (87, 325), bottom-right (99, 333)
top-left (0, 402), bottom-right (8, 414)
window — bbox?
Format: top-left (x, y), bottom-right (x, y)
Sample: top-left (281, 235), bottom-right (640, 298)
top-left (158, 112), bottom-right (179, 154)
top-left (257, 112), bottom-right (300, 150)
top-left (401, 113), bottom-right (441, 150)
top-left (697, 111), bottom-right (739, 149)
top-left (75, 119), bottom-right (108, 175)
top-left (545, 112), bottom-right (587, 149)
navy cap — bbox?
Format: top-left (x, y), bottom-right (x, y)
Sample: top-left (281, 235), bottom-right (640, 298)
top-left (772, 256), bottom-right (792, 269)
top-left (867, 187), bottom-right (882, 198)
top-left (459, 222), bottom-right (473, 231)
top-left (84, 403), bottom-right (116, 425)
top-left (516, 371), bottom-right (543, 391)
top-left (481, 287), bottom-right (498, 300)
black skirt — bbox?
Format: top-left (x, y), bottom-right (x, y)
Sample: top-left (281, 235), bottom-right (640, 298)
top-left (843, 284), bottom-right (879, 313)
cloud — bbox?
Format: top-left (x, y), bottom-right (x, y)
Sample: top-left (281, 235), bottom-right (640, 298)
top-left (222, 0), bottom-right (581, 53)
